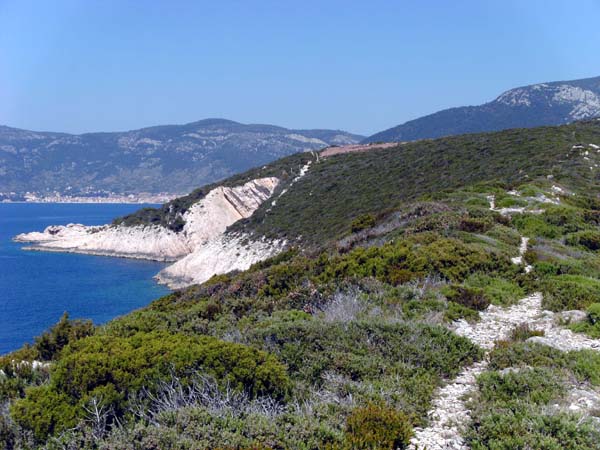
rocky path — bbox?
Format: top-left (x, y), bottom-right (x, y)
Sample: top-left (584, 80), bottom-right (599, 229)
top-left (408, 235), bottom-right (600, 449)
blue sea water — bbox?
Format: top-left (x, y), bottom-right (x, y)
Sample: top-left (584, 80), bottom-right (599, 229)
top-left (0, 203), bottom-right (171, 354)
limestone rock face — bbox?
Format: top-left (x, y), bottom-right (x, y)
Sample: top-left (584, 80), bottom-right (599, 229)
top-left (14, 177), bottom-right (284, 287)
top-left (15, 223), bottom-right (189, 261)
top-left (182, 178), bottom-right (279, 248)
top-left (156, 234), bottom-right (286, 289)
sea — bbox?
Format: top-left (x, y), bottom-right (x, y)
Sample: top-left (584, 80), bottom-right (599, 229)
top-left (0, 203), bottom-right (171, 355)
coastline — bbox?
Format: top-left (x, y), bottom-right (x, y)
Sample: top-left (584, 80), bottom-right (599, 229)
top-left (1, 196), bottom-right (178, 204)
top-left (12, 177), bottom-right (286, 290)
top-left (20, 245), bottom-right (179, 263)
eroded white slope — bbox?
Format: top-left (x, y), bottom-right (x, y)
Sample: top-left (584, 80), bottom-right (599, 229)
top-left (156, 234), bottom-right (286, 288)
top-left (183, 178), bottom-right (279, 248)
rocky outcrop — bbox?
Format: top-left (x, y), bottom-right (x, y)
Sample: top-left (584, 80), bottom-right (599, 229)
top-left (14, 177), bottom-right (284, 287)
top-left (14, 223), bottom-right (189, 261)
top-left (156, 234), bottom-right (286, 289)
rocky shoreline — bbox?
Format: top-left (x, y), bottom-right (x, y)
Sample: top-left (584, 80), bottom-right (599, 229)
top-left (14, 177), bottom-right (286, 289)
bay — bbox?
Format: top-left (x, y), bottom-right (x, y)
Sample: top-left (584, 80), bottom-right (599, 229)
top-left (0, 203), bottom-right (170, 354)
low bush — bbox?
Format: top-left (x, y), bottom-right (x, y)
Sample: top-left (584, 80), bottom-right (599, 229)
top-left (10, 386), bottom-right (78, 441)
top-left (350, 213), bottom-right (377, 233)
top-left (569, 303), bottom-right (600, 338)
top-left (459, 217), bottom-right (492, 233)
top-left (541, 275), bottom-right (600, 311)
top-left (445, 301), bottom-right (480, 322)
top-left (344, 403), bottom-right (413, 450)
top-left (32, 312), bottom-right (94, 361)
top-left (509, 323), bottom-right (544, 341)
top-left (248, 320), bottom-right (480, 387)
top-left (477, 368), bottom-right (562, 405)
top-left (512, 214), bottom-right (562, 238)
top-left (588, 302), bottom-right (600, 324)
top-left (464, 273), bottom-right (524, 306)
top-left (466, 368), bottom-right (600, 449)
top-left (442, 285), bottom-right (490, 311)
top-left (11, 332), bottom-right (289, 440)
top-left (488, 341), bottom-right (600, 386)
top-left (565, 230), bottom-right (600, 251)
top-left (323, 234), bottom-right (513, 287)
top-left (495, 196), bottom-right (528, 208)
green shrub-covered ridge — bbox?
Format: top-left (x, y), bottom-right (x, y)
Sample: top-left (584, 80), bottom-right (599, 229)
top-left (3, 120), bottom-right (600, 448)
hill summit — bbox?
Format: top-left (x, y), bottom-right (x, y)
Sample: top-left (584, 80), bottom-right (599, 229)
top-left (365, 75), bottom-right (600, 143)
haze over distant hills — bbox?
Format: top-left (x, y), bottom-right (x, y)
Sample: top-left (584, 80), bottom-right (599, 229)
top-left (365, 75), bottom-right (600, 143)
top-left (0, 119), bottom-right (363, 200)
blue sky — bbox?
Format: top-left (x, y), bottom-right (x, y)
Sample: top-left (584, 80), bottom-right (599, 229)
top-left (1, 0), bottom-right (600, 136)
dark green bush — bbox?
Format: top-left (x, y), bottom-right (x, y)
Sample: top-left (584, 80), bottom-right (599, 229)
top-left (565, 230), bottom-right (600, 251)
top-left (464, 273), bottom-right (524, 306)
top-left (445, 301), bottom-right (480, 322)
top-left (442, 285), bottom-right (490, 311)
top-left (587, 302), bottom-right (600, 324)
top-left (459, 217), bottom-right (492, 233)
top-left (33, 312), bottom-right (94, 361)
top-left (323, 234), bottom-right (512, 286)
top-left (542, 275), bottom-right (600, 311)
top-left (350, 213), bottom-right (377, 233)
top-left (248, 319), bottom-right (480, 389)
top-left (344, 403), bottom-right (413, 450)
top-left (467, 367), bottom-right (600, 449)
top-left (12, 332), bottom-right (289, 439)
top-left (10, 385), bottom-right (78, 441)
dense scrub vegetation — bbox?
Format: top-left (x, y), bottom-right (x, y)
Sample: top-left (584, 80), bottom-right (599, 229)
top-left (4, 121), bottom-right (600, 448)
top-left (235, 120), bottom-right (600, 245)
top-left (466, 341), bottom-right (600, 449)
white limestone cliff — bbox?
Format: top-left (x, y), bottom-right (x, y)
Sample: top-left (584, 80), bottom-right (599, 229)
top-left (14, 177), bottom-right (284, 288)
top-left (156, 234), bottom-right (287, 289)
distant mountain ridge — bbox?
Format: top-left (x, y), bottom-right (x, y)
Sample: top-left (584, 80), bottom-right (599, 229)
top-left (0, 119), bottom-right (363, 200)
top-left (365, 75), bottom-right (600, 143)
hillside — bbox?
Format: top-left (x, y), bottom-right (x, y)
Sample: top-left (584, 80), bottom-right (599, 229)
top-left (119, 120), bottom-right (600, 245)
top-left (5, 120), bottom-right (600, 448)
top-left (0, 119), bottom-right (362, 200)
top-left (365, 75), bottom-right (600, 143)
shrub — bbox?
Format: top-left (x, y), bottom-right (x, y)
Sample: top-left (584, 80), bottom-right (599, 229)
top-left (565, 230), bottom-right (600, 251)
top-left (445, 301), bottom-right (480, 322)
top-left (248, 319), bottom-right (481, 387)
top-left (570, 303), bottom-right (600, 338)
top-left (467, 367), bottom-right (600, 449)
top-left (442, 285), bottom-right (490, 311)
top-left (344, 403), bottom-right (413, 450)
top-left (350, 213), bottom-right (377, 233)
top-left (495, 196), bottom-right (527, 208)
top-left (587, 303), bottom-right (600, 325)
top-left (488, 341), bottom-right (564, 371)
top-left (10, 385), bottom-right (77, 441)
top-left (523, 248), bottom-right (538, 265)
top-left (542, 275), bottom-right (600, 311)
top-left (33, 312), bottom-right (94, 361)
top-left (512, 214), bottom-right (561, 238)
top-left (459, 217), bottom-right (492, 233)
top-left (464, 273), bottom-right (524, 306)
top-left (509, 323), bottom-right (545, 341)
top-left (12, 332), bottom-right (289, 439)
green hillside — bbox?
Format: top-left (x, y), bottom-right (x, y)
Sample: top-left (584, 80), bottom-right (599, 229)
top-left (3, 121), bottom-right (600, 448)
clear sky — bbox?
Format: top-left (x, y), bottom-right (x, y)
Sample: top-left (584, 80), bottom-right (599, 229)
top-left (1, 0), bottom-right (600, 136)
